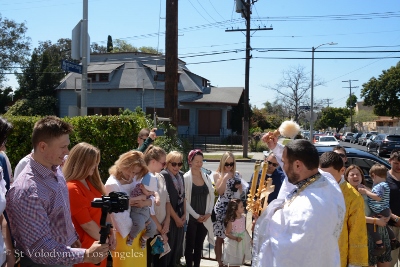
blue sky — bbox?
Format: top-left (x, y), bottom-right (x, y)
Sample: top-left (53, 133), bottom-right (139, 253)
top-left (1, 0), bottom-right (400, 109)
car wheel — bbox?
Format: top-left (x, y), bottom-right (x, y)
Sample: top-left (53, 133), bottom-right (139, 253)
top-left (377, 147), bottom-right (383, 157)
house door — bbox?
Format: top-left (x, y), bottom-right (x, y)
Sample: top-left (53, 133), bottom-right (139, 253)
top-left (198, 110), bottom-right (221, 135)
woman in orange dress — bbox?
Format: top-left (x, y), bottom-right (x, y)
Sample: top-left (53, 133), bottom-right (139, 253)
top-left (65, 142), bottom-right (115, 267)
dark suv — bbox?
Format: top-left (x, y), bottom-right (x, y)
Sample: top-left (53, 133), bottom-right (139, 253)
top-left (367, 134), bottom-right (400, 156)
top-left (315, 145), bottom-right (391, 188)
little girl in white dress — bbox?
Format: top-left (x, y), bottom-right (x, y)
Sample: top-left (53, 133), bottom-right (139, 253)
top-left (223, 199), bottom-right (252, 266)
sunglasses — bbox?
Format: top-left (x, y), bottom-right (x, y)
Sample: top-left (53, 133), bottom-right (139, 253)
top-left (267, 161), bottom-right (279, 167)
top-left (224, 162), bottom-right (234, 167)
top-left (170, 162), bottom-right (183, 167)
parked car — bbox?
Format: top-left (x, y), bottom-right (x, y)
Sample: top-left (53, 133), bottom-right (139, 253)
top-left (365, 134), bottom-right (377, 148)
top-left (334, 133), bottom-right (342, 140)
top-left (302, 131), bottom-right (310, 140)
top-left (341, 132), bottom-right (354, 142)
top-left (358, 133), bottom-right (373, 146)
top-left (312, 134), bottom-right (326, 144)
top-left (315, 136), bottom-right (339, 146)
top-left (367, 134), bottom-right (400, 156)
top-left (315, 145), bottom-right (391, 188)
top-left (349, 133), bottom-right (363, 144)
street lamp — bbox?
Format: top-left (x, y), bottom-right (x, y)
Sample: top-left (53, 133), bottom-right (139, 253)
top-left (310, 42), bottom-right (337, 142)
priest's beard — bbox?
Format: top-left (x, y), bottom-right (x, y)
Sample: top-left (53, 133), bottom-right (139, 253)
top-left (286, 164), bottom-right (301, 184)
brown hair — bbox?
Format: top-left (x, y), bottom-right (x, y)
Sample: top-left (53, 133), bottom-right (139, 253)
top-left (109, 151), bottom-right (148, 180)
top-left (344, 164), bottom-right (365, 185)
top-left (319, 151), bottom-right (344, 172)
top-left (390, 150), bottom-right (400, 161)
top-left (0, 117), bottom-right (12, 147)
top-left (63, 142), bottom-right (105, 195)
top-left (224, 198), bottom-right (242, 227)
top-left (369, 163), bottom-right (388, 178)
top-left (143, 145), bottom-right (167, 165)
top-left (138, 128), bottom-right (150, 138)
top-left (32, 116), bottom-right (73, 149)
top-left (216, 151), bottom-right (236, 174)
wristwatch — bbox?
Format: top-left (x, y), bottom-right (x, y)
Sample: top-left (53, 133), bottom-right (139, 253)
top-left (394, 216), bottom-right (399, 223)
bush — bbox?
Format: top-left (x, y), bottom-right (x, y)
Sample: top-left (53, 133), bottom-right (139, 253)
top-left (5, 115), bottom-right (150, 182)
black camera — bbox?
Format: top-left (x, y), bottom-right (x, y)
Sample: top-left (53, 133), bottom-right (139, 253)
top-left (91, 191), bottom-right (129, 247)
top-left (230, 177), bottom-right (242, 192)
top-left (91, 191), bottom-right (129, 213)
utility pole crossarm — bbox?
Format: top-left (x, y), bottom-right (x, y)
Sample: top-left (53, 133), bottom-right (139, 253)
top-left (225, 27), bottom-right (273, 32)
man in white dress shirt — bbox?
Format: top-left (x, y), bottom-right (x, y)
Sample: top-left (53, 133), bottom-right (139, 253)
top-left (252, 135), bottom-right (345, 267)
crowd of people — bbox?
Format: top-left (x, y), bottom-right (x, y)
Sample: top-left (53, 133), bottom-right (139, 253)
top-left (2, 115), bottom-right (400, 267)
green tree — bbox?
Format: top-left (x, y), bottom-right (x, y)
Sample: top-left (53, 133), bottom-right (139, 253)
top-left (346, 94), bottom-right (357, 116)
top-left (0, 86), bottom-right (13, 113)
top-left (5, 97), bottom-right (58, 116)
top-left (0, 14), bottom-right (30, 85)
top-left (317, 107), bottom-right (350, 133)
top-left (350, 109), bottom-right (378, 131)
top-left (346, 94), bottom-right (357, 109)
top-left (361, 61), bottom-right (400, 118)
top-left (139, 46), bottom-right (161, 55)
top-left (13, 39), bottom-right (72, 115)
top-left (91, 42), bottom-right (107, 54)
top-left (112, 40), bottom-right (139, 53)
top-left (107, 35), bottom-right (113, 52)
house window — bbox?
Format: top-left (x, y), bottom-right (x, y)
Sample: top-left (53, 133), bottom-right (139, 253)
top-left (88, 74), bottom-right (96, 83)
top-left (87, 107), bottom-right (122, 115)
top-left (227, 110), bottom-right (232, 129)
top-left (178, 109), bottom-right (189, 126)
top-left (154, 72), bottom-right (165, 81)
top-left (99, 73), bottom-right (109, 82)
top-left (146, 108), bottom-right (189, 126)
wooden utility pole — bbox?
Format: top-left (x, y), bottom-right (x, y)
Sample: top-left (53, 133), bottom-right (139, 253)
top-left (165, 0), bottom-right (179, 129)
top-left (342, 80), bottom-right (358, 132)
top-left (227, 0), bottom-right (272, 158)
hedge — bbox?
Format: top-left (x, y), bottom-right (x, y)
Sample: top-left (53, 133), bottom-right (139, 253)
top-left (4, 115), bottom-right (149, 182)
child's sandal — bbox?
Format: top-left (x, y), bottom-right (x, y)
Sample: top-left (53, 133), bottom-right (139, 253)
top-left (140, 236), bottom-right (147, 249)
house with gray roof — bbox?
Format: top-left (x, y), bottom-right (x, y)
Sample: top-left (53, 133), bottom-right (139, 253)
top-left (56, 52), bottom-right (243, 136)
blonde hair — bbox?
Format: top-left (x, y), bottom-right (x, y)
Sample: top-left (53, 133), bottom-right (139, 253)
top-left (216, 151), bottom-right (236, 174)
top-left (166, 151), bottom-right (183, 167)
top-left (63, 142), bottom-right (105, 195)
top-left (143, 145), bottom-right (167, 164)
top-left (109, 150), bottom-right (148, 180)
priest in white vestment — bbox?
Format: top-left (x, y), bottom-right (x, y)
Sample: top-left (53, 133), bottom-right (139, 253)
top-left (252, 137), bottom-right (345, 267)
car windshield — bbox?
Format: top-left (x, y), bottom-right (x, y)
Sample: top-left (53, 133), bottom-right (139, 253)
top-left (320, 137), bottom-right (336, 142)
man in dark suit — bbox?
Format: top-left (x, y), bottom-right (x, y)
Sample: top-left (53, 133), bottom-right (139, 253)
top-left (249, 152), bottom-right (285, 204)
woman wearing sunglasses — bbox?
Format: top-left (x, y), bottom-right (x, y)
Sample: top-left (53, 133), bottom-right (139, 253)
top-left (161, 151), bottom-right (186, 267)
top-left (183, 149), bottom-right (215, 267)
top-left (213, 151), bottom-right (242, 267)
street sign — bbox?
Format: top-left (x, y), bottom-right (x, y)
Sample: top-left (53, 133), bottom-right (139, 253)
top-left (61, 60), bottom-right (82, 74)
